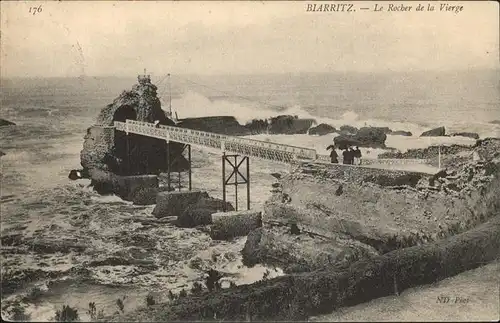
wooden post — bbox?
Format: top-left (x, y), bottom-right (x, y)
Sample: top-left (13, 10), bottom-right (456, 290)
top-left (166, 140), bottom-right (170, 191)
top-left (438, 145), bottom-right (442, 169)
top-left (126, 134), bottom-right (130, 174)
top-left (234, 155), bottom-right (238, 211)
top-left (178, 152), bottom-right (181, 191)
top-left (222, 153), bottom-right (226, 211)
top-left (246, 156), bottom-right (250, 210)
top-left (188, 144), bottom-right (192, 191)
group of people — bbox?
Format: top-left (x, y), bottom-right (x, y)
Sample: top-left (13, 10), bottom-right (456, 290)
top-left (327, 145), bottom-right (362, 165)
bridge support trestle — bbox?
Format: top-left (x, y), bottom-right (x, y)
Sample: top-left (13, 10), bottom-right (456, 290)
top-left (165, 142), bottom-right (192, 191)
top-left (222, 154), bottom-right (250, 211)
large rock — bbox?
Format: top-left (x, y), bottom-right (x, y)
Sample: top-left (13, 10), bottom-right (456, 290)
top-left (308, 124), bottom-right (336, 136)
top-left (354, 127), bottom-right (388, 147)
top-left (451, 132), bottom-right (479, 140)
top-left (420, 126), bottom-right (446, 137)
top-left (177, 195), bottom-right (234, 228)
top-left (339, 125), bottom-right (358, 135)
top-left (333, 127), bottom-right (387, 149)
top-left (333, 135), bottom-right (362, 149)
top-left (242, 225), bottom-right (378, 273)
top-left (178, 116), bottom-right (250, 136)
top-left (80, 76), bottom-right (189, 179)
top-left (152, 190), bottom-right (234, 226)
top-left (391, 130), bottom-right (413, 136)
top-left (131, 187), bottom-right (161, 205)
top-left (245, 119), bottom-right (269, 134)
top-left (210, 210), bottom-right (262, 240)
top-left (0, 119), bottom-right (15, 127)
top-left (152, 191), bottom-right (204, 219)
top-left (268, 115), bottom-right (315, 135)
top-left (89, 169), bottom-right (159, 201)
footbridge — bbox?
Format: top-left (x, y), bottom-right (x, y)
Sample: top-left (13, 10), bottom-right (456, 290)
top-left (115, 120), bottom-right (317, 163)
top-left (114, 119), bottom-right (433, 210)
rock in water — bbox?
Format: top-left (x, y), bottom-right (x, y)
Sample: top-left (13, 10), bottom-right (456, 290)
top-left (354, 127), bottom-right (388, 147)
top-left (268, 115), bottom-right (315, 134)
top-left (391, 130), bottom-right (413, 136)
top-left (339, 125), bottom-right (359, 135)
top-left (452, 132), bottom-right (480, 140)
top-left (334, 127), bottom-right (387, 149)
top-left (308, 123), bottom-right (336, 136)
top-left (0, 119), bottom-right (15, 127)
top-left (270, 172), bottom-right (282, 180)
top-left (420, 126), bottom-right (446, 137)
top-left (178, 116), bottom-right (250, 136)
top-left (80, 76), bottom-right (189, 180)
top-left (245, 119), bottom-right (268, 134)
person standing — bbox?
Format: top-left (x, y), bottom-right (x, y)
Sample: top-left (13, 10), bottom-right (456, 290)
top-left (326, 144), bottom-right (338, 163)
top-left (330, 148), bottom-right (339, 163)
top-left (353, 146), bottom-right (362, 165)
top-left (342, 148), bottom-right (351, 165)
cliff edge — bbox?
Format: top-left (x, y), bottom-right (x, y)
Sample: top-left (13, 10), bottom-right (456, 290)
top-left (243, 138), bottom-right (500, 272)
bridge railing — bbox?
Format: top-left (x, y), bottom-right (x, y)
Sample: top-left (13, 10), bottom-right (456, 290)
top-left (115, 120), bottom-right (431, 166)
top-left (316, 154), bottom-right (430, 165)
top-left (114, 120), bottom-right (317, 163)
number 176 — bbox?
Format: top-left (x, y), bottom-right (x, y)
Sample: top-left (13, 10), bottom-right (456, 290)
top-left (29, 5), bottom-right (43, 15)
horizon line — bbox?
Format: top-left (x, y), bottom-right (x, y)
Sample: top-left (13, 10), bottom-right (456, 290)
top-left (2, 66), bottom-right (499, 80)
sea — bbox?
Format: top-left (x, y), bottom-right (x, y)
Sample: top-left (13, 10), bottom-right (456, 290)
top-left (1, 69), bottom-right (499, 321)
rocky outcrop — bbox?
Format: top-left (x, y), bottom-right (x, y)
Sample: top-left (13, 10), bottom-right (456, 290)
top-left (210, 211), bottom-right (262, 241)
top-left (178, 116), bottom-right (250, 136)
top-left (268, 115), bottom-right (315, 135)
top-left (152, 190), bottom-right (234, 227)
top-left (489, 120), bottom-right (500, 125)
top-left (451, 132), bottom-right (479, 139)
top-left (178, 195), bottom-right (234, 228)
top-left (339, 125), bottom-right (358, 135)
top-left (178, 115), bottom-right (318, 136)
top-left (420, 126), bottom-right (446, 137)
top-left (378, 143), bottom-right (475, 161)
top-left (109, 215), bottom-right (500, 322)
top-left (334, 127), bottom-right (387, 149)
top-left (308, 124), bottom-right (336, 136)
top-left (0, 119), bottom-right (15, 127)
top-left (88, 169), bottom-right (159, 202)
top-left (378, 138), bottom-right (500, 168)
top-left (242, 225), bottom-right (379, 273)
top-left (80, 76), bottom-right (189, 184)
top-left (245, 119), bottom-right (269, 134)
top-left (391, 130), bottom-right (412, 136)
top-left (242, 139), bottom-right (500, 274)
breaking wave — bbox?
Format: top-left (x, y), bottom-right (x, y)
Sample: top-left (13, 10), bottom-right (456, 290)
top-left (170, 91), bottom-right (500, 139)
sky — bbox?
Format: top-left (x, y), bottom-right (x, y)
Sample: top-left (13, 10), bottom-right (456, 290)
top-left (1, 1), bottom-right (498, 77)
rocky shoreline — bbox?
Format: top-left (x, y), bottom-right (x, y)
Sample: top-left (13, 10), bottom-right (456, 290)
top-left (107, 214), bottom-right (500, 322)
top-left (99, 138), bottom-right (500, 322)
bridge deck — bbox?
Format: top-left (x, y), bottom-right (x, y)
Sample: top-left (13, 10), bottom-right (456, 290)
top-left (114, 120), bottom-right (317, 164)
top-left (114, 120), bottom-right (433, 171)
